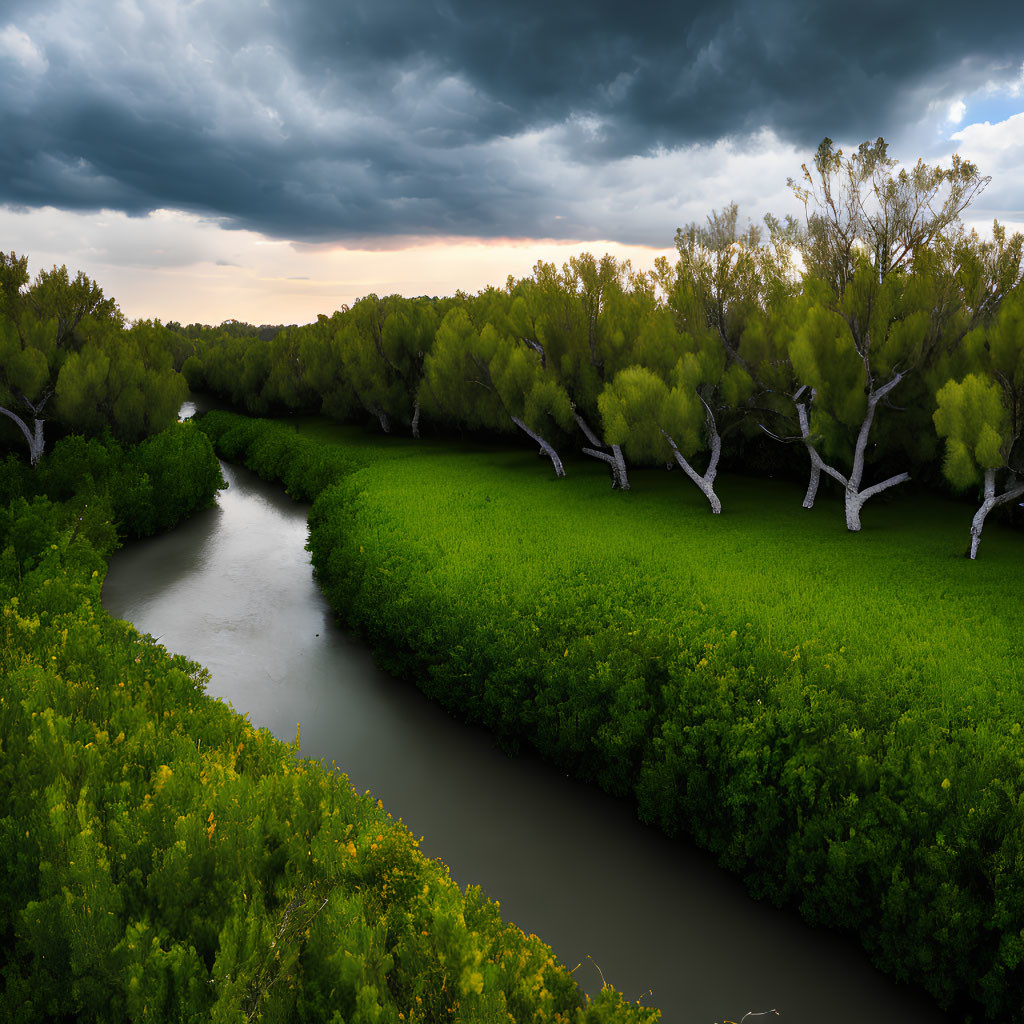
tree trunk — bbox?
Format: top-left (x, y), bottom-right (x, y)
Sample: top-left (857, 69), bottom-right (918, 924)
top-left (610, 444), bottom-right (629, 491)
top-left (970, 500), bottom-right (991, 561)
top-left (802, 461), bottom-right (821, 509)
top-left (842, 374), bottom-right (908, 530)
top-left (1, 405), bottom-right (46, 466)
top-left (574, 411), bottom-right (630, 490)
top-left (510, 415), bottom-right (566, 478)
top-left (375, 407), bottom-right (391, 434)
top-left (794, 390), bottom-right (846, 509)
top-left (968, 469), bottom-right (1024, 559)
top-left (844, 486), bottom-right (865, 532)
top-left (842, 471), bottom-right (911, 531)
top-left (793, 379), bottom-right (910, 530)
top-left (659, 409), bottom-right (723, 514)
top-left (411, 396), bottom-right (421, 439)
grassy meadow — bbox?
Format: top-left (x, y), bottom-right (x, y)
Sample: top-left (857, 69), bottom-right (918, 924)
top-left (295, 415), bottom-right (1022, 706)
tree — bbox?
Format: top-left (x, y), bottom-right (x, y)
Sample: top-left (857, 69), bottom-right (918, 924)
top-left (926, 222), bottom-right (1024, 386)
top-left (260, 327), bottom-right (320, 414)
top-left (0, 255), bottom-right (124, 464)
top-left (883, 223), bottom-right (1024, 489)
top-left (328, 295), bottom-right (439, 436)
top-left (933, 288), bottom-right (1024, 558)
top-left (599, 358), bottom-right (721, 509)
top-left (54, 319), bottom-right (186, 443)
top-left (421, 306), bottom-right (572, 477)
top-left (381, 298), bottom-right (438, 438)
top-left (295, 312), bottom-right (359, 423)
top-left (624, 203), bottom-right (794, 513)
top-left (787, 263), bottom-right (934, 529)
top-left (783, 138), bottom-right (990, 530)
top-left (508, 255), bottom-right (644, 489)
top-left (335, 295), bottom-right (403, 433)
top-left (789, 137), bottom-right (989, 290)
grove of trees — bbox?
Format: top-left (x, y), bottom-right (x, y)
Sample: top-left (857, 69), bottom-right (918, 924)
top-left (169, 139), bottom-right (1024, 558)
top-left (2, 137), bottom-right (1021, 555)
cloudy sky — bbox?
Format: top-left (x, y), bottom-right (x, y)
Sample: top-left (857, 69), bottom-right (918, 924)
top-left (1, 0), bottom-right (1023, 325)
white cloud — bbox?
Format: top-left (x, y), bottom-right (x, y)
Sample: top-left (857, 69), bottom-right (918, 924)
top-left (0, 24), bottom-right (48, 74)
top-left (953, 111), bottom-right (1024, 151)
top-left (951, 112), bottom-right (1024, 228)
top-left (0, 203), bottom-right (678, 325)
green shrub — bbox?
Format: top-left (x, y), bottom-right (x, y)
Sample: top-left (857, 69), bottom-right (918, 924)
top-left (198, 411), bottom-right (359, 501)
top-left (130, 422), bottom-right (226, 535)
top-left (4, 424), bottom-right (225, 542)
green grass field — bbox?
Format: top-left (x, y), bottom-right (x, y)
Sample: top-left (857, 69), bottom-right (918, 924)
top-left (295, 416), bottom-right (1023, 709)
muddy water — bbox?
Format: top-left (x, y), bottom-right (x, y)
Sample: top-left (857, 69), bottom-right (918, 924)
top-left (102, 451), bottom-right (950, 1024)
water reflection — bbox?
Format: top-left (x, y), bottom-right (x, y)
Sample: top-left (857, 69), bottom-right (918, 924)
top-left (102, 458), bottom-right (951, 1024)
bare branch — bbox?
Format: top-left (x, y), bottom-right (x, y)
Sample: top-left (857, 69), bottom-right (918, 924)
top-left (857, 471), bottom-right (911, 503)
top-left (581, 446), bottom-right (616, 465)
top-left (758, 422), bottom-right (800, 443)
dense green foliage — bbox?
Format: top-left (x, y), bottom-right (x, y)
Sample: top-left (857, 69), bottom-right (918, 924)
top-left (203, 412), bottom-right (362, 502)
top-left (1, 424), bottom-right (657, 1023)
top-left (0, 255), bottom-right (189, 465)
top-left (201, 411), bottom-right (1024, 1023)
top-left (1, 424), bottom-right (226, 540)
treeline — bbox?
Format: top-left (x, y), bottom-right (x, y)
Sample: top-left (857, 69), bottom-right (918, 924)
top-left (181, 140), bottom-right (1024, 557)
top-left (0, 424), bottom-right (657, 1023)
top-left (167, 319), bottom-right (295, 342)
top-left (4, 137), bottom-right (1022, 554)
top-left (0, 254), bottom-right (308, 469)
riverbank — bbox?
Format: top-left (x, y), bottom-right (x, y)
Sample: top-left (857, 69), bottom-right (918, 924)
top-left (0, 424), bottom-right (658, 1023)
top-left (198, 409), bottom-right (1024, 1023)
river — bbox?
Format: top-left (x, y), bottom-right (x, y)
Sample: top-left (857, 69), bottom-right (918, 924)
top-left (101, 437), bottom-right (952, 1024)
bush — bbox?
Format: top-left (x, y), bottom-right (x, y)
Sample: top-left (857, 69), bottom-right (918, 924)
top-left (129, 422), bottom-right (226, 535)
top-left (198, 411), bottom-right (359, 501)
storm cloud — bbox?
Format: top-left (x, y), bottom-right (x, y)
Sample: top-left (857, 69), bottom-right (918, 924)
top-left (1, 0), bottom-right (1023, 245)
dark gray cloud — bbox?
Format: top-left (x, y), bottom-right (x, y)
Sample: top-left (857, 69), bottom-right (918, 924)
top-left (1, 0), bottom-right (1022, 244)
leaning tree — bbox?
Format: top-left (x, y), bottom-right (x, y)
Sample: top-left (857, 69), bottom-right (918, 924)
top-left (933, 287), bottom-right (1024, 558)
top-left (421, 304), bottom-right (573, 477)
top-left (782, 137), bottom-right (990, 530)
top-left (640, 203), bottom-right (795, 513)
top-left (508, 254), bottom-right (646, 489)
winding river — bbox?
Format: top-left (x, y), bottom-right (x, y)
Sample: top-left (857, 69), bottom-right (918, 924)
top-left (101, 426), bottom-right (952, 1024)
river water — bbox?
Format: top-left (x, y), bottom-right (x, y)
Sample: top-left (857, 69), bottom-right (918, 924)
top-left (101, 447), bottom-right (952, 1024)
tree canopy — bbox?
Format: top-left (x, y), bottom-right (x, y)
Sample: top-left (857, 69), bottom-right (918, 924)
top-left (1, 255), bottom-right (186, 464)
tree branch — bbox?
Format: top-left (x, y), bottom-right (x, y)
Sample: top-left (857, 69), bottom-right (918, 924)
top-left (520, 336), bottom-right (546, 367)
top-left (582, 446), bottom-right (616, 465)
top-left (758, 422), bottom-right (800, 443)
top-left (573, 410), bottom-right (605, 448)
top-left (858, 471), bottom-right (911, 502)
